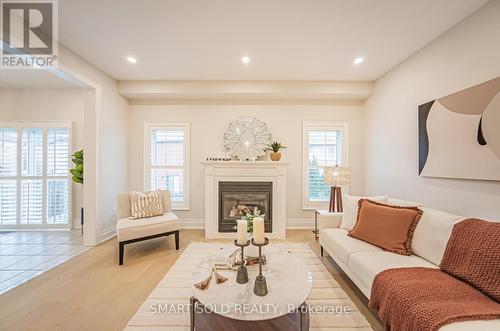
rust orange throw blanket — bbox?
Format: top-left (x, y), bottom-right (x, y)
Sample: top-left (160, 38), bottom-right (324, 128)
top-left (369, 219), bottom-right (500, 331)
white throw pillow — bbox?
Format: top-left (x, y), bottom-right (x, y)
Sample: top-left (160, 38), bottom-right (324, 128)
top-left (411, 207), bottom-right (464, 265)
top-left (129, 190), bottom-right (164, 219)
top-left (340, 194), bottom-right (388, 230)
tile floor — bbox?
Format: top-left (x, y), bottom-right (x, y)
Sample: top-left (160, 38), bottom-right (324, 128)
top-left (0, 230), bottom-right (88, 294)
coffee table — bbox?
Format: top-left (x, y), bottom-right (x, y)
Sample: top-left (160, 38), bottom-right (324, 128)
top-left (190, 245), bottom-right (312, 330)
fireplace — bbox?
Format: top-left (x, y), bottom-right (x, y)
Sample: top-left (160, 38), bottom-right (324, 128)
top-left (203, 161), bottom-right (287, 239)
top-left (218, 181), bottom-right (272, 233)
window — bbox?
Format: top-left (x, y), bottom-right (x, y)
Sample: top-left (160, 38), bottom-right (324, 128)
top-left (302, 122), bottom-right (348, 209)
top-left (145, 123), bottom-right (190, 210)
top-left (0, 124), bottom-right (71, 227)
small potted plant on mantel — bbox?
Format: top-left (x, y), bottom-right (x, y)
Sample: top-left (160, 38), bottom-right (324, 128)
top-left (267, 141), bottom-right (286, 161)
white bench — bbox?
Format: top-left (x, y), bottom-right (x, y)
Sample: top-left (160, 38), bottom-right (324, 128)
top-left (116, 190), bottom-right (180, 265)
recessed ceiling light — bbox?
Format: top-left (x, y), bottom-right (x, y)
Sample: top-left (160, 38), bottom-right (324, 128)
top-left (126, 56), bottom-right (137, 64)
top-left (353, 57), bottom-right (364, 65)
top-left (241, 56), bottom-right (250, 65)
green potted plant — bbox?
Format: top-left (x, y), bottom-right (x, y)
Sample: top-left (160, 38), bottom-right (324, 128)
top-left (267, 141), bottom-right (286, 161)
top-left (70, 150), bottom-right (84, 233)
top-left (70, 149), bottom-right (84, 184)
top-left (241, 207), bottom-right (265, 233)
top-left (232, 207), bottom-right (265, 233)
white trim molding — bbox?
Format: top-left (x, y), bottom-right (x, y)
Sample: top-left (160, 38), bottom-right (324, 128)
top-left (172, 218), bottom-right (314, 230)
top-left (286, 219), bottom-right (315, 229)
top-left (179, 219), bottom-right (205, 229)
top-left (100, 224), bottom-right (116, 243)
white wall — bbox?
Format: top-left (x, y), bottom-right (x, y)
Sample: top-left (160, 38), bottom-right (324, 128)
top-left (364, 1), bottom-right (500, 219)
top-left (58, 46), bottom-right (129, 243)
top-left (128, 104), bottom-right (365, 227)
top-left (0, 88), bottom-right (85, 228)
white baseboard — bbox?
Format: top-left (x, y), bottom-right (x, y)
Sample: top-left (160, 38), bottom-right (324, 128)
top-left (286, 219), bottom-right (314, 229)
top-left (72, 218), bottom-right (82, 229)
top-left (177, 219), bottom-right (313, 230)
top-left (180, 219), bottom-right (205, 229)
top-left (90, 218), bottom-right (312, 244)
top-left (100, 224), bottom-right (116, 243)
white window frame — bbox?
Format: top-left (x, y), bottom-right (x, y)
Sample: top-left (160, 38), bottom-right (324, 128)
top-left (0, 121), bottom-right (72, 229)
top-left (144, 122), bottom-right (190, 210)
top-left (302, 121), bottom-right (349, 210)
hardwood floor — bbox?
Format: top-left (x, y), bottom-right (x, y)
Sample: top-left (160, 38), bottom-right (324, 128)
top-left (0, 229), bottom-right (383, 331)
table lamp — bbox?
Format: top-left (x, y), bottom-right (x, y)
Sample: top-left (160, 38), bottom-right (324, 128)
top-left (323, 165), bottom-right (351, 212)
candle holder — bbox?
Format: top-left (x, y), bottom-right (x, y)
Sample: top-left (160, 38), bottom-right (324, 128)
top-left (234, 239), bottom-right (250, 284)
top-left (251, 237), bottom-right (269, 296)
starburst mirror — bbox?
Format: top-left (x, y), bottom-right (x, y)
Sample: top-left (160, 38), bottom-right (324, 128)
top-left (224, 117), bottom-right (271, 161)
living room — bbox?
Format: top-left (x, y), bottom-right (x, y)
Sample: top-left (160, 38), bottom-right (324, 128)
top-left (0, 0), bottom-right (499, 330)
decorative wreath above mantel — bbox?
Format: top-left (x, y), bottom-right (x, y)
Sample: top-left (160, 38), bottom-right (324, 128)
top-left (224, 117), bottom-right (271, 161)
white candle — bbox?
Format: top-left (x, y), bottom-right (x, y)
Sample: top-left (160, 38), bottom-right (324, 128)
top-left (237, 219), bottom-right (248, 245)
top-left (253, 217), bottom-right (265, 244)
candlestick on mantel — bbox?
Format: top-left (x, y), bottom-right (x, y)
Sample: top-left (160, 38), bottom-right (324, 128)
top-left (236, 219), bottom-right (248, 245)
top-left (253, 217), bottom-right (265, 244)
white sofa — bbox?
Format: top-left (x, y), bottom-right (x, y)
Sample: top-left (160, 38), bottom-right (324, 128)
top-left (319, 201), bottom-right (500, 331)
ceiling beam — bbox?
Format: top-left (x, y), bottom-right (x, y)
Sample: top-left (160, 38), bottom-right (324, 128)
top-left (117, 80), bottom-right (373, 103)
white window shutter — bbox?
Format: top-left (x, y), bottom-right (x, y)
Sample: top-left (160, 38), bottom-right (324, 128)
top-left (21, 128), bottom-right (44, 176)
top-left (20, 179), bottom-right (43, 224)
top-left (0, 128), bottom-right (17, 177)
top-left (0, 180), bottom-right (17, 224)
top-left (47, 179), bottom-right (69, 224)
top-left (47, 128), bottom-right (69, 176)
top-left (0, 125), bottom-right (71, 227)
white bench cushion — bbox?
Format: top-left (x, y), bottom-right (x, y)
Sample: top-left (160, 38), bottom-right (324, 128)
top-left (116, 212), bottom-right (180, 242)
top-left (319, 228), bottom-right (382, 265)
top-left (349, 251), bottom-right (437, 297)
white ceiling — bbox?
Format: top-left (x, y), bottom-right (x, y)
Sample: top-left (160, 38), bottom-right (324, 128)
top-left (59, 0), bottom-right (488, 81)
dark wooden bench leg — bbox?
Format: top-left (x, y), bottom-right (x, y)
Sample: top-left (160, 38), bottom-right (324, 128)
top-left (320, 245), bottom-right (324, 257)
top-left (174, 230), bottom-right (179, 250)
top-left (118, 230), bottom-right (179, 265)
top-left (119, 242), bottom-right (124, 265)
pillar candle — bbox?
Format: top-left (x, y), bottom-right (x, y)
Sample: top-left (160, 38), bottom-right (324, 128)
top-left (253, 217), bottom-right (265, 244)
top-left (237, 219), bottom-right (248, 245)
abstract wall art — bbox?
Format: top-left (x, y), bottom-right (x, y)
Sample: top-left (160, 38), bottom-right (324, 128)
top-left (419, 76), bottom-right (500, 181)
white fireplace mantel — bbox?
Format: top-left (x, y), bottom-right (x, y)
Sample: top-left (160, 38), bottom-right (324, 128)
top-left (202, 161), bottom-right (290, 239)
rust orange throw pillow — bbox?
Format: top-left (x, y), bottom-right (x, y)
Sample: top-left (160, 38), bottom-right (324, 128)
top-left (348, 199), bottom-right (423, 255)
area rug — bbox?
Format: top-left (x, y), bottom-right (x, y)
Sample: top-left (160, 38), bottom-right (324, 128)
top-left (125, 242), bottom-right (372, 330)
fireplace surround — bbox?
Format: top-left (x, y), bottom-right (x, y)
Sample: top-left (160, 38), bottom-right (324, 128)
top-left (203, 161), bottom-right (289, 239)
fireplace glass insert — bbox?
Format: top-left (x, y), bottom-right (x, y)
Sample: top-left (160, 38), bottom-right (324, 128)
top-left (218, 181), bottom-right (272, 233)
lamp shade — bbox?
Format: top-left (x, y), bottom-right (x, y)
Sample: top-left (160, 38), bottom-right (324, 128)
top-left (323, 166), bottom-right (351, 186)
